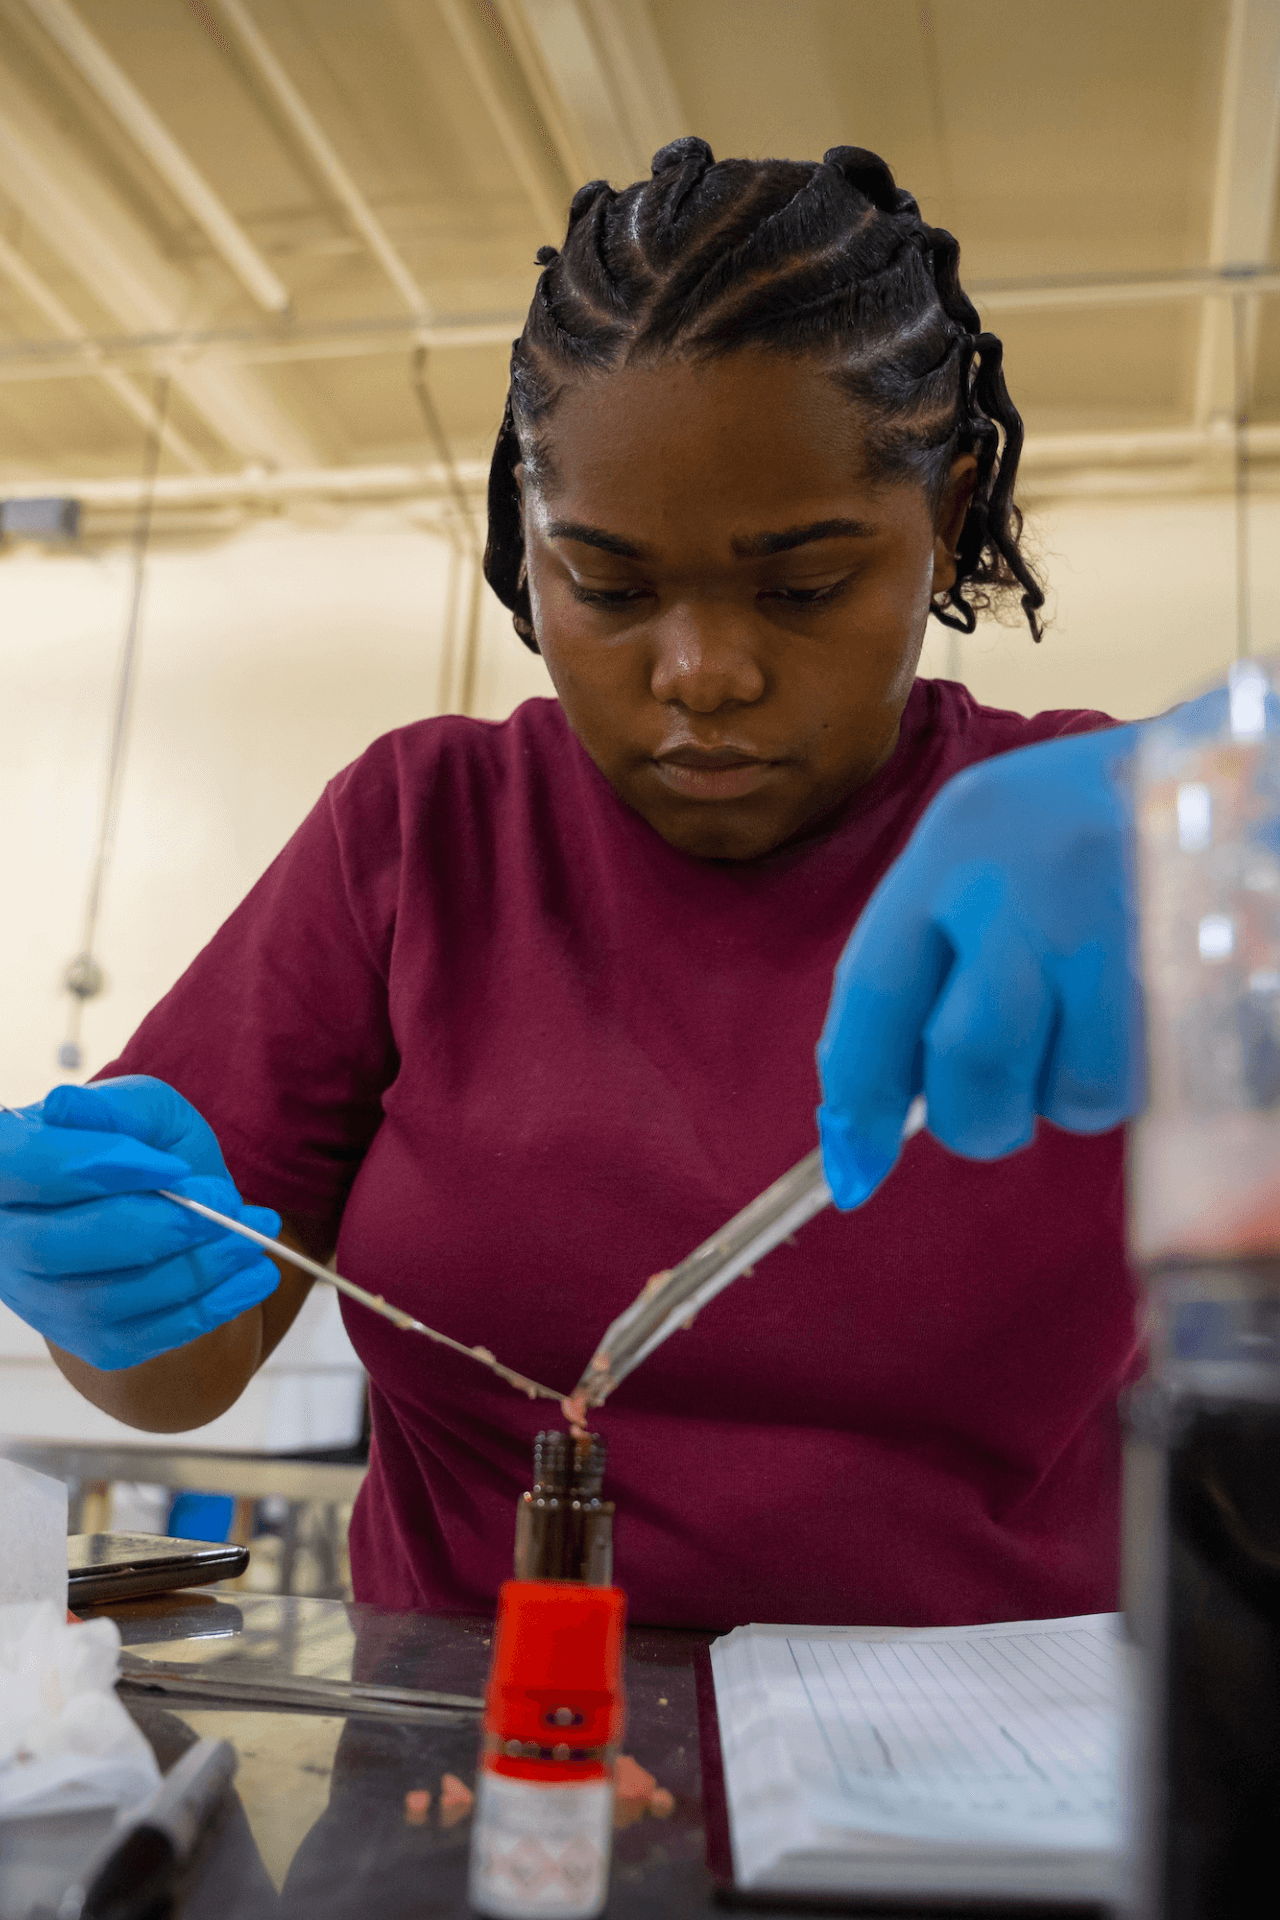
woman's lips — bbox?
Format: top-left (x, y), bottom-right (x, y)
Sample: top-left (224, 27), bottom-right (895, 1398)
top-left (652, 748), bottom-right (782, 801)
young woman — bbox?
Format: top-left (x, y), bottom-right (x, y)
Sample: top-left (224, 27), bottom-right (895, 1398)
top-left (0, 141), bottom-right (1138, 1629)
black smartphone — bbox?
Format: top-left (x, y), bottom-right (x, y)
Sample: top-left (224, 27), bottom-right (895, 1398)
top-left (68, 1532), bottom-right (250, 1605)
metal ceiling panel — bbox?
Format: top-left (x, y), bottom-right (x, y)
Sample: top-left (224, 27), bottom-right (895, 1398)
top-left (0, 0), bottom-right (1274, 498)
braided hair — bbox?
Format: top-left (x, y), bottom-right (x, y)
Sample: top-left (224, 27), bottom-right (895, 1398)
top-left (485, 137), bottom-right (1044, 651)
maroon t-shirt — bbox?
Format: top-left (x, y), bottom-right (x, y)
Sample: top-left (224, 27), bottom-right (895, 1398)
top-left (105, 680), bottom-right (1138, 1629)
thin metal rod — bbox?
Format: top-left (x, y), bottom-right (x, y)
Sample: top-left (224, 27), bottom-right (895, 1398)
top-left (0, 1107), bottom-right (562, 1404)
top-left (158, 1189), bottom-right (564, 1403)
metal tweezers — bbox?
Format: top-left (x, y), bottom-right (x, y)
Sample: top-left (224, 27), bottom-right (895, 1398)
top-left (569, 1097), bottom-right (927, 1411)
top-left (117, 1650), bottom-right (482, 1720)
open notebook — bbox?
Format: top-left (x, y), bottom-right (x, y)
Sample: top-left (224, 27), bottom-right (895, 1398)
top-left (702, 1613), bottom-right (1124, 1906)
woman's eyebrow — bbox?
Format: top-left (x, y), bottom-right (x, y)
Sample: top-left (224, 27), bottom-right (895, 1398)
top-left (543, 516), bottom-right (876, 562)
top-left (732, 518), bottom-right (878, 557)
top-left (546, 520), bottom-right (649, 559)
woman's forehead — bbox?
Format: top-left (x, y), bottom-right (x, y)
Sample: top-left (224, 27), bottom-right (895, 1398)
top-left (525, 352), bottom-right (901, 536)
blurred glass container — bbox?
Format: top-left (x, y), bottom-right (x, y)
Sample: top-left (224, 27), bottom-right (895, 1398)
top-left (1131, 657), bottom-right (1280, 1261)
top-left (1125, 658), bottom-right (1280, 1920)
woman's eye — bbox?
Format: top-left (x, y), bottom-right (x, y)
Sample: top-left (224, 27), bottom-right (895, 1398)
top-left (763, 578), bottom-right (851, 607)
top-left (568, 582), bottom-right (650, 608)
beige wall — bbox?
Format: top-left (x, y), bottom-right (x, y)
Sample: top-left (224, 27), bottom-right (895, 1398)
top-left (924, 494), bottom-right (1279, 721)
top-left (1, 514), bottom-right (550, 1104)
top-left (2, 493), bottom-right (1276, 1106)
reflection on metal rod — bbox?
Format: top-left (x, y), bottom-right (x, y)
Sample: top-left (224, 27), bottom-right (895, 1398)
top-left (573, 1098), bottom-right (928, 1409)
top-left (159, 1185), bottom-right (566, 1405)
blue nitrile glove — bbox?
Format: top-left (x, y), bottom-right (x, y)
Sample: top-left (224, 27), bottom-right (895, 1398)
top-left (817, 722), bottom-right (1144, 1209)
top-left (0, 1076), bottom-right (280, 1369)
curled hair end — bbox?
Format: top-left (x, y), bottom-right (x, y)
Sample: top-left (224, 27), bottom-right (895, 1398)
top-left (568, 179), bottom-right (612, 226)
top-left (821, 145), bottom-right (899, 212)
top-left (651, 135), bottom-right (714, 174)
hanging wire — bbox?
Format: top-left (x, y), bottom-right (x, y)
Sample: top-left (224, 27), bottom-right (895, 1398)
top-left (411, 344), bottom-right (484, 714)
top-left (59, 376), bottom-right (171, 1072)
top-left (434, 528), bottom-right (463, 715)
top-left (1231, 291), bottom-right (1252, 662)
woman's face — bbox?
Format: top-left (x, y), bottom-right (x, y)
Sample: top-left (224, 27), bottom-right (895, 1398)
top-left (521, 348), bottom-right (976, 861)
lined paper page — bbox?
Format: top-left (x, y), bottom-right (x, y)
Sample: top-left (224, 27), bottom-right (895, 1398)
top-left (711, 1613), bottom-right (1122, 1889)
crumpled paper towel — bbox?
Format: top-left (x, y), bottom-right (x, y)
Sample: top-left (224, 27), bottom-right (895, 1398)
top-left (0, 1457), bottom-right (67, 1607)
top-left (0, 1602), bottom-right (161, 1817)
top-left (0, 1459), bottom-right (160, 1818)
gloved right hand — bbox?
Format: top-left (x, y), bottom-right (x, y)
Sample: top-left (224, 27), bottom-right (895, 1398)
top-left (816, 720), bottom-right (1146, 1209)
top-left (0, 1076), bottom-right (280, 1370)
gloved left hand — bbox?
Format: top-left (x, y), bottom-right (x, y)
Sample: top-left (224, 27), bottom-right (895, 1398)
top-left (0, 1076), bottom-right (280, 1369)
top-left (817, 721), bottom-right (1145, 1209)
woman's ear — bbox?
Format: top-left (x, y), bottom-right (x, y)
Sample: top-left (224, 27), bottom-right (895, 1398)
top-left (931, 453), bottom-right (978, 596)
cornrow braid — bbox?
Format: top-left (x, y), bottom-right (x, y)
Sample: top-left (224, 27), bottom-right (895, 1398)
top-left (484, 138), bottom-right (1044, 651)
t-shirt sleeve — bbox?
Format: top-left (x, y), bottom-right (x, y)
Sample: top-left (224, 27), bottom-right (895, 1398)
top-left (99, 766), bottom-right (401, 1228)
top-left (1026, 703), bottom-right (1119, 741)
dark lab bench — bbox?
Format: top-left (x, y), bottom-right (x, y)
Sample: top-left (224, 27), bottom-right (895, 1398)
top-left (78, 1589), bottom-right (1090, 1919)
top-left (80, 1588), bottom-right (750, 1919)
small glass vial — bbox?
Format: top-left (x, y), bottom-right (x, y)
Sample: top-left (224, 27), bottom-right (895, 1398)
top-left (513, 1430), bottom-right (615, 1586)
top-left (468, 1433), bottom-right (625, 1919)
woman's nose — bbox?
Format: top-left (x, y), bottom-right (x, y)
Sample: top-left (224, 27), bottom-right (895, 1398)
top-left (648, 605), bottom-right (766, 713)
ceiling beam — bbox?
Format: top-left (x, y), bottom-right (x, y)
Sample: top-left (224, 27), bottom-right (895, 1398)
top-left (0, 313), bottom-right (522, 384)
top-left (0, 230), bottom-right (208, 468)
top-left (975, 263), bottom-right (1280, 316)
top-left (216, 0), bottom-right (432, 323)
top-left (490, 0), bottom-right (591, 183)
top-left (582, 0), bottom-right (684, 173)
top-left (431, 0), bottom-right (567, 240)
top-left (1194, 0), bottom-right (1280, 424)
top-left (8, 426), bottom-right (1280, 515)
top-left (0, 66), bottom-right (319, 467)
top-left (498, 0), bottom-right (683, 185)
top-left (2, 261), bottom-right (1278, 388)
top-left (1019, 423), bottom-right (1280, 469)
top-left (18, 0), bottom-right (290, 314)
top-left (1, 458), bottom-right (491, 509)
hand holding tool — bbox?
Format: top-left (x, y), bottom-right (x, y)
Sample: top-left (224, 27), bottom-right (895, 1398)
top-left (0, 1087), bottom-right (564, 1402)
top-left (817, 722), bottom-right (1145, 1208)
top-left (0, 1080), bottom-right (280, 1369)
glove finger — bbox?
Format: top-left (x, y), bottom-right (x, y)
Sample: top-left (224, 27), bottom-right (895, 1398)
top-left (45, 1259), bottom-right (281, 1372)
top-left (817, 866), bottom-right (953, 1209)
top-left (3, 1233), bottom-right (279, 1332)
top-left (1, 1179), bottom-right (279, 1277)
top-left (163, 1176), bottom-right (281, 1245)
top-left (45, 1076), bottom-right (208, 1152)
top-left (922, 900), bottom-right (1054, 1160)
top-left (1040, 935), bottom-right (1145, 1132)
top-left (44, 1077), bottom-right (231, 1185)
top-left (0, 1108), bottom-right (192, 1207)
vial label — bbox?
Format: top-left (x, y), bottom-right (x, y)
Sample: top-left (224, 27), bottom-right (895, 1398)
top-left (468, 1769), bottom-right (612, 1918)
